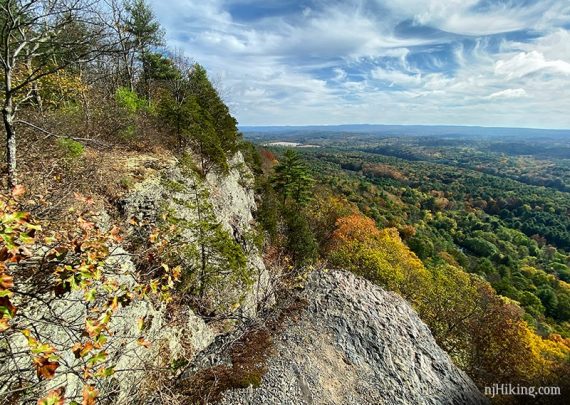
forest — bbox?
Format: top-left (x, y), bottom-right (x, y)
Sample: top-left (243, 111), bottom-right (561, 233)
top-left (246, 129), bottom-right (570, 402)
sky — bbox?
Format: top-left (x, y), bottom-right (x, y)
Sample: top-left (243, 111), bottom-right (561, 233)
top-left (149, 0), bottom-right (570, 128)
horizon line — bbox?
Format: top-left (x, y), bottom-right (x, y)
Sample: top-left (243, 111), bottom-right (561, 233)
top-left (238, 123), bottom-right (570, 131)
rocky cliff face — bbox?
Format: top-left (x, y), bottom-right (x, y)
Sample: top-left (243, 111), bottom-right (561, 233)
top-left (0, 152), bottom-right (270, 404)
top-left (219, 269), bottom-right (487, 405)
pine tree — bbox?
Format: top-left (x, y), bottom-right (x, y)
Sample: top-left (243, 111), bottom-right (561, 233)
top-left (187, 64), bottom-right (240, 173)
top-left (124, 0), bottom-right (164, 99)
top-left (272, 149), bottom-right (315, 206)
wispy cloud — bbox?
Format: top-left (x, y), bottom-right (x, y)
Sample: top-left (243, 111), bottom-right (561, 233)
top-left (150, 0), bottom-right (570, 128)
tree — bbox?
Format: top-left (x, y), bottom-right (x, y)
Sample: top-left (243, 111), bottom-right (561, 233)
top-left (328, 214), bottom-right (427, 295)
top-left (186, 63), bottom-right (240, 173)
top-left (284, 206), bottom-right (317, 266)
top-left (1, 0), bottom-right (107, 189)
top-left (124, 0), bottom-right (164, 99)
top-left (272, 149), bottom-right (314, 206)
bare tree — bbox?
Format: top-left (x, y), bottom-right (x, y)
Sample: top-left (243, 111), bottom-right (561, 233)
top-left (0, 0), bottom-right (108, 189)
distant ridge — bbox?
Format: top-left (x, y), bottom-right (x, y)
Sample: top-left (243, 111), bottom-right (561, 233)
top-left (240, 124), bottom-right (570, 138)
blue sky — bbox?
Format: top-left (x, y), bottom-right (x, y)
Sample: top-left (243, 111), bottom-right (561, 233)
top-left (149, 0), bottom-right (570, 128)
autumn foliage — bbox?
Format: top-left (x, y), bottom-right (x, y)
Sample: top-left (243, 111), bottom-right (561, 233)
top-left (326, 212), bottom-right (570, 401)
top-left (328, 214), bottom-right (427, 294)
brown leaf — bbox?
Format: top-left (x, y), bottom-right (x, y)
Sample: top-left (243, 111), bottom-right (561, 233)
top-left (11, 184), bottom-right (26, 199)
top-left (0, 273), bottom-right (14, 290)
top-left (137, 337), bottom-right (151, 348)
top-left (34, 357), bottom-right (59, 380)
top-left (72, 342), bottom-right (94, 358)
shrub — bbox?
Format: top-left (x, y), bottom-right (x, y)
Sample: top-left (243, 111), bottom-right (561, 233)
top-left (56, 137), bottom-right (84, 160)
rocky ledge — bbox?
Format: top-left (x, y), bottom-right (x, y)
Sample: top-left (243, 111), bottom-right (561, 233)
top-left (219, 269), bottom-right (488, 405)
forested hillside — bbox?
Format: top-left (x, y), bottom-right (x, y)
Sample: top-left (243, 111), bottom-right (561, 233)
top-left (1, 1), bottom-right (259, 403)
top-left (249, 136), bottom-right (570, 403)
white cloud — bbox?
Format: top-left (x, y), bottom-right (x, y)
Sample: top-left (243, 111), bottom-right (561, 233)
top-left (495, 51), bottom-right (570, 79)
top-left (149, 0), bottom-right (570, 128)
top-left (487, 88), bottom-right (527, 99)
top-left (370, 67), bottom-right (421, 86)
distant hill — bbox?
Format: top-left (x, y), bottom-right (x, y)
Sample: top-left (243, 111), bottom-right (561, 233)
top-left (240, 124), bottom-right (570, 140)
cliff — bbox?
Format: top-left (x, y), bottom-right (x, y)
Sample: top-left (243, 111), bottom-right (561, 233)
top-left (218, 269), bottom-right (487, 405)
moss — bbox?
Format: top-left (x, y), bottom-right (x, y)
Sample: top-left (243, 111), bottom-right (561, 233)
top-left (119, 176), bottom-right (135, 190)
top-left (171, 358), bottom-right (189, 371)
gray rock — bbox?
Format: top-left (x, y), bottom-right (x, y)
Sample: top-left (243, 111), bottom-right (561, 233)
top-left (219, 270), bottom-right (488, 405)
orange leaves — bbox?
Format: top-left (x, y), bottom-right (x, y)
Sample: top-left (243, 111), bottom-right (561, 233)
top-left (37, 387), bottom-right (65, 405)
top-left (82, 385), bottom-right (98, 405)
top-left (330, 214), bottom-right (380, 246)
top-left (33, 357), bottom-right (60, 380)
top-left (72, 342), bottom-right (95, 359)
top-left (328, 214), bottom-right (427, 294)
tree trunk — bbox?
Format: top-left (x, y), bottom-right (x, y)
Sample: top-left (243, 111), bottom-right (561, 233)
top-left (3, 98), bottom-right (17, 190)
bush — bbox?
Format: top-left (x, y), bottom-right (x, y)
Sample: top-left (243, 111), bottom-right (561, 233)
top-left (56, 137), bottom-right (84, 160)
top-left (115, 86), bottom-right (146, 114)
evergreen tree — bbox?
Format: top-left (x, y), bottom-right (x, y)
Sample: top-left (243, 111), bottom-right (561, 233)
top-left (187, 64), bottom-right (240, 173)
top-left (124, 0), bottom-right (164, 98)
top-left (272, 149), bottom-right (315, 206)
top-left (284, 206), bottom-right (318, 266)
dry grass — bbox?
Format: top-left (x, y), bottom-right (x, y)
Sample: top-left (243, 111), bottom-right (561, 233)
top-left (176, 296), bottom-right (307, 404)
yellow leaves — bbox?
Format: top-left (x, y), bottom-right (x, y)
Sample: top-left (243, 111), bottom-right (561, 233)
top-left (329, 214), bottom-right (427, 293)
top-left (86, 351), bottom-right (108, 366)
top-left (137, 317), bottom-right (145, 333)
top-left (37, 387), bottom-right (65, 405)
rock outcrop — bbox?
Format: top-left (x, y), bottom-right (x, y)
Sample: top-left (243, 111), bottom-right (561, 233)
top-left (0, 152), bottom-right (270, 404)
top-left (219, 269), bottom-right (487, 405)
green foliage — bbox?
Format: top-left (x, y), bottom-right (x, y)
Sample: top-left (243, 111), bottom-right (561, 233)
top-left (293, 146), bottom-right (570, 338)
top-left (125, 0), bottom-right (164, 51)
top-left (115, 87), bottom-right (146, 114)
top-left (272, 150), bottom-right (315, 206)
top-left (283, 206), bottom-right (318, 266)
top-left (158, 169), bottom-right (252, 313)
top-left (185, 64), bottom-right (241, 172)
top-left (56, 137), bottom-right (84, 160)
top-left (1, 191), bottom-right (179, 403)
